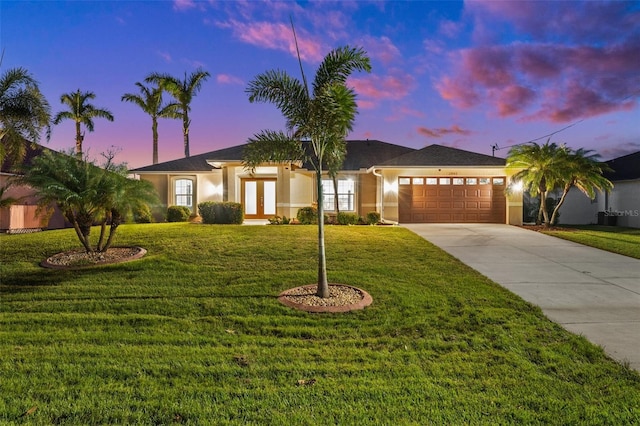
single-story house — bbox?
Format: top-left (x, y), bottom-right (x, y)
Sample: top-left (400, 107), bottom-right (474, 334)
top-left (556, 150), bottom-right (640, 228)
top-left (132, 140), bottom-right (524, 225)
top-left (0, 140), bottom-right (67, 232)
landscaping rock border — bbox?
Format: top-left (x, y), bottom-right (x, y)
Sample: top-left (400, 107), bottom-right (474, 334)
top-left (40, 246), bottom-right (147, 270)
top-left (278, 284), bottom-right (373, 313)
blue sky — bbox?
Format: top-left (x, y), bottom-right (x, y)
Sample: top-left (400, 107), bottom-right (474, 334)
top-left (2, 0), bottom-right (639, 168)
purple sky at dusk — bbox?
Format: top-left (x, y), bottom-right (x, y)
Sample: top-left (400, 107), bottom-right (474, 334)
top-left (2, 0), bottom-right (639, 169)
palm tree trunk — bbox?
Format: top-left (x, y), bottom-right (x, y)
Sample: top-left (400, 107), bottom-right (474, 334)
top-left (182, 113), bottom-right (190, 158)
top-left (75, 121), bottom-right (83, 159)
top-left (67, 210), bottom-right (93, 253)
top-left (540, 190), bottom-right (551, 227)
top-left (332, 176), bottom-right (340, 218)
top-left (316, 169), bottom-right (329, 298)
top-left (152, 118), bottom-right (159, 164)
top-left (550, 184), bottom-right (571, 226)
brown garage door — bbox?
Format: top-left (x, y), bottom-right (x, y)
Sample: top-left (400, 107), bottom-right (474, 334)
top-left (399, 177), bottom-right (506, 223)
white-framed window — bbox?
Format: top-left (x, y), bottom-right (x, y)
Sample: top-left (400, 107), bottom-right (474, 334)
top-left (322, 178), bottom-right (355, 211)
top-left (175, 178), bottom-right (193, 210)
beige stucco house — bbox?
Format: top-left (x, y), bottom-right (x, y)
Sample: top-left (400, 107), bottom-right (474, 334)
top-left (131, 140), bottom-right (524, 225)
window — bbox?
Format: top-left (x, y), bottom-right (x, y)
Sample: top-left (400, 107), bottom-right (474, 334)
top-left (175, 178), bottom-right (193, 210)
top-left (412, 177), bottom-right (424, 185)
top-left (439, 178), bottom-right (451, 185)
top-left (493, 177), bottom-right (505, 185)
top-left (479, 178), bottom-right (490, 185)
top-left (426, 178), bottom-right (438, 185)
top-left (322, 179), bottom-right (355, 211)
top-left (466, 178), bottom-right (477, 185)
top-left (453, 178), bottom-right (464, 185)
top-left (399, 177), bottom-right (411, 185)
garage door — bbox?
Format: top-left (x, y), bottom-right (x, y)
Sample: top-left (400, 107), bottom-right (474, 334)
top-left (398, 177), bottom-right (506, 223)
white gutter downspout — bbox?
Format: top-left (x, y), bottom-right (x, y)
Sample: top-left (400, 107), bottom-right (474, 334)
top-left (371, 168), bottom-right (387, 223)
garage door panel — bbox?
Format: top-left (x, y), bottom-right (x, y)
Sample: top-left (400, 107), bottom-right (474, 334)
top-left (399, 176), bottom-right (506, 223)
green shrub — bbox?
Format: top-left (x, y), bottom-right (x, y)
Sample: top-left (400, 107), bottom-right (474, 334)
top-left (366, 211), bottom-right (381, 225)
top-left (268, 216), bottom-right (291, 225)
top-left (197, 201), bottom-right (216, 224)
top-left (337, 212), bottom-right (361, 225)
top-left (167, 205), bottom-right (191, 222)
top-left (133, 204), bottom-right (153, 223)
top-left (297, 206), bottom-right (319, 224)
top-left (198, 202), bottom-right (243, 224)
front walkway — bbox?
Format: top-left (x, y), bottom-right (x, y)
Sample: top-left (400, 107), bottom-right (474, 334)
top-left (404, 223), bottom-right (640, 371)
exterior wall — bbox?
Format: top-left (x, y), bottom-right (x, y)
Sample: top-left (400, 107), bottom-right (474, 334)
top-left (358, 172), bottom-right (378, 216)
top-left (555, 187), bottom-right (600, 225)
top-left (375, 166), bottom-right (522, 225)
top-left (289, 170), bottom-right (315, 218)
top-left (607, 179), bottom-right (640, 228)
top-left (0, 174), bottom-right (66, 231)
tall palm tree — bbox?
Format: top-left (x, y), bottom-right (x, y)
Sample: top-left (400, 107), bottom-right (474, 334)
top-left (243, 41), bottom-right (371, 298)
top-left (507, 141), bottom-right (567, 226)
top-left (549, 148), bottom-right (613, 225)
top-left (122, 82), bottom-right (179, 164)
top-left (0, 67), bottom-right (51, 166)
top-left (53, 89), bottom-right (114, 159)
top-left (145, 69), bottom-right (210, 158)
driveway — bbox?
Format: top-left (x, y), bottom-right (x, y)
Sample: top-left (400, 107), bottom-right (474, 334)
top-left (404, 223), bottom-right (640, 371)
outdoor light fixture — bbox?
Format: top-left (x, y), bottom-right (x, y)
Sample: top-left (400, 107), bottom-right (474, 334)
top-left (384, 180), bottom-right (398, 194)
top-left (510, 179), bottom-right (523, 192)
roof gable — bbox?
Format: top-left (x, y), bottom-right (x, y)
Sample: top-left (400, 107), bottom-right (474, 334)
top-left (131, 144), bottom-right (246, 173)
top-left (605, 151), bottom-right (640, 181)
top-left (379, 144), bottom-right (505, 167)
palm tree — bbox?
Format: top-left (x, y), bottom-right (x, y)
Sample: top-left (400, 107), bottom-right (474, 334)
top-left (243, 41), bottom-right (371, 298)
top-left (507, 141), bottom-right (567, 226)
top-left (19, 150), bottom-right (157, 253)
top-left (122, 82), bottom-right (179, 164)
top-left (0, 67), bottom-right (51, 166)
top-left (53, 89), bottom-right (114, 159)
top-left (145, 69), bottom-right (210, 158)
top-left (549, 148), bottom-right (613, 225)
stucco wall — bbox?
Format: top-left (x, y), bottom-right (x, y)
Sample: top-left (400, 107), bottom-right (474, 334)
top-left (607, 179), bottom-right (640, 228)
top-left (555, 187), bottom-right (600, 225)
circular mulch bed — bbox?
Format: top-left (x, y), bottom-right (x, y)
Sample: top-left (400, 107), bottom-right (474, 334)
top-left (278, 284), bottom-right (373, 313)
top-left (41, 246), bottom-right (147, 270)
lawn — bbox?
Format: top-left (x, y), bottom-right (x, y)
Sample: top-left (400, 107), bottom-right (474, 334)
top-left (543, 225), bottom-right (640, 259)
top-left (1, 223), bottom-right (639, 424)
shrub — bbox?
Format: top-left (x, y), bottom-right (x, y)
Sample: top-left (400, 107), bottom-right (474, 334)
top-left (167, 205), bottom-right (191, 222)
top-left (133, 204), bottom-right (153, 223)
top-left (366, 211), bottom-right (381, 225)
top-left (297, 206), bottom-right (318, 224)
top-left (337, 212), bottom-right (360, 225)
top-left (268, 216), bottom-right (291, 225)
top-left (198, 202), bottom-right (244, 224)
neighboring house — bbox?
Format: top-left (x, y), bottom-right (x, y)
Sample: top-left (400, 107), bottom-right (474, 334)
top-left (556, 150), bottom-right (640, 228)
top-left (0, 140), bottom-right (67, 233)
top-left (131, 140), bottom-right (524, 225)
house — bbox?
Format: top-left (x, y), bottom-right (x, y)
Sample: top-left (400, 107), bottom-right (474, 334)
top-left (555, 150), bottom-right (640, 228)
top-left (0, 140), bottom-right (67, 232)
top-left (131, 140), bottom-right (524, 225)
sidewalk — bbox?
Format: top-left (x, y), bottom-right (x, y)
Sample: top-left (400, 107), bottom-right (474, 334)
top-left (404, 223), bottom-right (640, 371)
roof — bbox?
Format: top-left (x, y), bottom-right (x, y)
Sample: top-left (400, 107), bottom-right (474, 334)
top-left (379, 144), bottom-right (505, 167)
top-left (132, 144), bottom-right (246, 173)
top-left (1, 137), bottom-right (54, 174)
top-left (605, 151), bottom-right (640, 181)
top-left (131, 141), bottom-right (505, 173)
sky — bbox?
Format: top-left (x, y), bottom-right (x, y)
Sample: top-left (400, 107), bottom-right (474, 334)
top-left (2, 0), bottom-right (639, 169)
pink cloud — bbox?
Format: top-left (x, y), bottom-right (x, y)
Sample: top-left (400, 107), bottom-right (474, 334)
top-left (350, 71), bottom-right (415, 106)
top-left (361, 36), bottom-right (401, 65)
top-left (157, 51), bottom-right (172, 63)
top-left (217, 74), bottom-right (244, 85)
top-left (173, 0), bottom-right (197, 11)
top-left (417, 125), bottom-right (472, 138)
top-left (216, 20), bottom-right (325, 62)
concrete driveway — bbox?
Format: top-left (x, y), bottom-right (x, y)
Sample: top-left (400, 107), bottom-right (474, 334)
top-left (404, 223), bottom-right (640, 371)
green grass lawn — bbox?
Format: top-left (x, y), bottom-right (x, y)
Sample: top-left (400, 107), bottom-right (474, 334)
top-left (543, 225), bottom-right (640, 259)
top-left (1, 223), bottom-right (639, 424)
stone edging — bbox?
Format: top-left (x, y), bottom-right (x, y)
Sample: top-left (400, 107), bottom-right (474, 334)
top-left (40, 246), bottom-right (147, 270)
top-left (278, 284), bottom-right (373, 313)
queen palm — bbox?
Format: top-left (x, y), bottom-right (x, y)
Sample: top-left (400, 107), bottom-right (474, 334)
top-left (0, 67), bottom-right (51, 166)
top-left (549, 148), bottom-right (613, 225)
top-left (122, 82), bottom-right (179, 164)
top-left (145, 69), bottom-right (210, 158)
top-left (243, 43), bottom-right (371, 298)
top-left (507, 141), bottom-right (567, 226)
top-left (53, 89), bottom-right (114, 159)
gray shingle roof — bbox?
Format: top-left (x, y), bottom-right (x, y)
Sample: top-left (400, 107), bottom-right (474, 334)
top-left (131, 144), bottom-right (246, 173)
top-left (605, 151), bottom-right (640, 181)
top-left (379, 144), bottom-right (505, 167)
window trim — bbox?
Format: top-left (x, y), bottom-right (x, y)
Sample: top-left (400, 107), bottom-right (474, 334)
top-left (321, 177), bottom-right (356, 212)
top-left (173, 177), bottom-right (195, 211)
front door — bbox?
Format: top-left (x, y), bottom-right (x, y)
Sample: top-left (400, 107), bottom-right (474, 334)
top-left (242, 179), bottom-right (277, 219)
